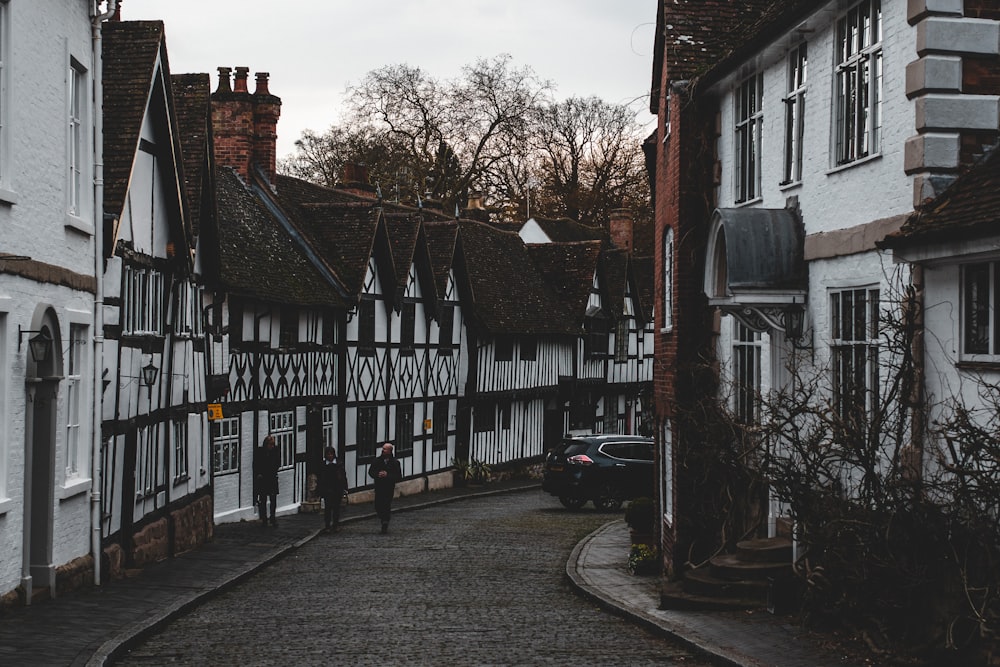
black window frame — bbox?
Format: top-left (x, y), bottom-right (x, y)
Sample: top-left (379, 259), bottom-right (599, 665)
top-left (357, 405), bottom-right (378, 458)
top-left (358, 298), bottom-right (376, 356)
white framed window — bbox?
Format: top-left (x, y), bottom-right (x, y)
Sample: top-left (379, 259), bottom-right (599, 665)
top-left (269, 411), bottom-right (295, 469)
top-left (0, 1), bottom-right (9, 194)
top-left (174, 280), bottom-right (203, 337)
top-left (615, 318), bottom-right (629, 362)
top-left (322, 405), bottom-right (336, 450)
top-left (68, 60), bottom-right (86, 217)
top-left (831, 287), bottom-right (880, 429)
top-left (782, 43), bottom-right (807, 185)
top-left (65, 324), bottom-right (87, 478)
top-left (211, 417), bottom-right (240, 475)
top-left (123, 265), bottom-right (164, 335)
top-left (834, 0), bottom-right (882, 166)
top-left (734, 72), bottom-right (763, 203)
top-left (662, 227), bottom-right (674, 332)
top-left (135, 424), bottom-right (162, 499)
top-left (732, 321), bottom-right (762, 425)
top-left (173, 419), bottom-right (189, 482)
top-left (395, 404), bottom-right (415, 454)
top-left (961, 261), bottom-right (1000, 359)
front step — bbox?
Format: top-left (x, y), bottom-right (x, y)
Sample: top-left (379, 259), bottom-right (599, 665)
top-left (709, 553), bottom-right (791, 581)
top-left (682, 567), bottom-right (769, 600)
top-left (736, 536), bottom-right (792, 563)
top-left (660, 579), bottom-right (765, 611)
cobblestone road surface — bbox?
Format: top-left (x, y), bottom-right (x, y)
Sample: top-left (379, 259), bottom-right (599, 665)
top-left (116, 492), bottom-right (710, 666)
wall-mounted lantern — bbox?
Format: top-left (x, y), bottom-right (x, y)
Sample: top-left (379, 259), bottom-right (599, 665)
top-left (141, 361), bottom-right (159, 388)
top-left (19, 326), bottom-right (53, 363)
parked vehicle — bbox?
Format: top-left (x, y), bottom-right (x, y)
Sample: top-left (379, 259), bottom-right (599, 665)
top-left (542, 435), bottom-right (655, 510)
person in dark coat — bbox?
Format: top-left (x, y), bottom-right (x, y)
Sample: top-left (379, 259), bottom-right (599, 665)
top-left (253, 434), bottom-right (280, 526)
top-left (318, 445), bottom-right (348, 531)
top-left (368, 442), bottom-right (402, 534)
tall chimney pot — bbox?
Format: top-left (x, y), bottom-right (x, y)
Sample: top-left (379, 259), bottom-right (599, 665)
top-left (254, 72), bottom-right (271, 96)
top-left (215, 66), bottom-right (232, 94)
top-left (233, 66), bottom-right (250, 93)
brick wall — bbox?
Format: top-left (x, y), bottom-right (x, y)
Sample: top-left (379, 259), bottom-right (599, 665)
top-left (211, 66), bottom-right (281, 183)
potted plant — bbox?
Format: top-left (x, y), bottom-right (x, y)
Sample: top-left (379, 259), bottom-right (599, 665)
top-left (625, 497), bottom-right (655, 546)
top-left (627, 543), bottom-right (660, 576)
top-left (469, 458), bottom-right (492, 485)
top-left (451, 458), bottom-right (471, 487)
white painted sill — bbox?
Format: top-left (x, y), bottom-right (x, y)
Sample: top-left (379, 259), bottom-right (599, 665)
top-left (58, 477), bottom-right (92, 501)
top-left (64, 214), bottom-right (95, 236)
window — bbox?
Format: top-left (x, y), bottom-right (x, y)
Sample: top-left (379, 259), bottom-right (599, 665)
top-left (499, 400), bottom-right (512, 431)
top-left (322, 405), bottom-right (336, 450)
top-left (269, 411), bottom-right (295, 469)
top-left (0, 2), bottom-right (8, 190)
top-left (732, 322), bottom-right (762, 425)
top-left (603, 396), bottom-right (618, 433)
top-left (835, 0), bottom-right (882, 165)
top-left (735, 72), bottom-right (763, 203)
top-left (495, 336), bottom-right (513, 361)
top-left (520, 337), bottom-right (537, 362)
top-left (65, 324), bottom-right (87, 478)
top-left (432, 401), bottom-right (449, 450)
top-left (401, 302), bottom-right (415, 353)
top-left (473, 404), bottom-right (494, 433)
top-left (174, 280), bottom-right (203, 336)
top-left (123, 265), bottom-right (164, 335)
top-left (438, 304), bottom-right (454, 347)
top-left (136, 424), bottom-right (162, 499)
top-left (68, 61), bottom-right (86, 216)
top-left (783, 43), bottom-right (807, 184)
top-left (279, 308), bottom-right (297, 348)
top-left (357, 406), bottom-right (378, 458)
top-left (615, 319), bottom-right (629, 362)
top-left (831, 288), bottom-right (880, 430)
top-left (212, 417), bottom-right (240, 475)
top-left (173, 419), bottom-right (189, 482)
top-left (663, 227), bottom-right (674, 331)
top-left (395, 404), bottom-right (414, 455)
top-left (584, 315), bottom-right (609, 358)
top-left (358, 298), bottom-right (375, 355)
top-left (962, 262), bottom-right (1000, 357)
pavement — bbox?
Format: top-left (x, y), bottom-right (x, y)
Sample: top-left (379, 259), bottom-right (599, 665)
top-left (0, 479), bottom-right (867, 667)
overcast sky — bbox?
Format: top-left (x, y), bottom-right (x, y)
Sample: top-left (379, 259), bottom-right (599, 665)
top-left (124, 0), bottom-right (658, 158)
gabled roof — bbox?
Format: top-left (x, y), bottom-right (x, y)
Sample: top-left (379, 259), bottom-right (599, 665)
top-left (882, 147), bottom-right (1000, 250)
top-left (171, 73), bottom-right (212, 240)
top-left (630, 256), bottom-right (655, 325)
top-left (651, 0), bottom-right (818, 109)
top-left (212, 166), bottom-right (345, 306)
top-left (530, 217), bottom-right (608, 243)
top-left (599, 249), bottom-right (629, 320)
top-left (423, 221), bottom-right (459, 296)
top-left (525, 241), bottom-right (603, 324)
top-left (456, 220), bottom-right (577, 336)
top-left (385, 213), bottom-right (439, 308)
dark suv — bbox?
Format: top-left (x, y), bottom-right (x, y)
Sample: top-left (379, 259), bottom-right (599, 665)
top-left (542, 435), bottom-right (655, 510)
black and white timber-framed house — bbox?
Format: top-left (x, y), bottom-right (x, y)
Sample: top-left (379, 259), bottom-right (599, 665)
top-left (100, 21), bottom-right (212, 569)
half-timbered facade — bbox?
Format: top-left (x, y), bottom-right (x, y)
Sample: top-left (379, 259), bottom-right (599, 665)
top-left (99, 21), bottom-right (211, 569)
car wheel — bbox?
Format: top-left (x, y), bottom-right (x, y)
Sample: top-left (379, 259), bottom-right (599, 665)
top-left (594, 484), bottom-right (623, 512)
top-left (559, 495), bottom-right (587, 510)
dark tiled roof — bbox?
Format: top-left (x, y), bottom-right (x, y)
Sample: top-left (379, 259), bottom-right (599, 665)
top-left (171, 73), bottom-right (212, 240)
top-left (457, 221), bottom-right (577, 335)
top-left (526, 241), bottom-right (603, 324)
top-left (102, 21), bottom-right (167, 220)
top-left (213, 167), bottom-right (344, 306)
top-left (386, 214), bottom-right (421, 293)
top-left (423, 221), bottom-right (459, 296)
top-left (631, 256), bottom-right (655, 324)
top-left (651, 0), bottom-right (819, 100)
top-left (532, 217), bottom-right (608, 243)
top-left (883, 147), bottom-right (1000, 249)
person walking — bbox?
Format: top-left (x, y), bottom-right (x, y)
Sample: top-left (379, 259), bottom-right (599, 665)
top-left (318, 445), bottom-right (348, 531)
top-left (368, 442), bottom-right (402, 534)
top-left (253, 434), bottom-right (280, 527)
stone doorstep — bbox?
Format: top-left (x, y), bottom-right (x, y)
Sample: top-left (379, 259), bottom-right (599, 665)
top-left (735, 536), bottom-right (793, 563)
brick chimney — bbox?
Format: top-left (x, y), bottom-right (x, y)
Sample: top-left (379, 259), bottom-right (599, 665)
top-left (609, 208), bottom-right (633, 253)
top-left (210, 66), bottom-right (281, 183)
top-left (252, 72), bottom-right (281, 183)
top-left (338, 163), bottom-right (377, 198)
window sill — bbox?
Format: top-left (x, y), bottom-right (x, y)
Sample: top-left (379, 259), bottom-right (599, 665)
top-left (0, 187), bottom-right (18, 205)
top-left (0, 497), bottom-right (12, 515)
top-left (779, 180), bottom-right (802, 192)
top-left (660, 326), bottom-right (674, 334)
top-left (826, 152), bottom-right (882, 176)
top-left (59, 477), bottom-right (91, 501)
top-left (65, 215), bottom-right (94, 236)
top-left (956, 360), bottom-right (1000, 372)
top-left (172, 474), bottom-right (190, 488)
top-left (734, 196), bottom-right (763, 208)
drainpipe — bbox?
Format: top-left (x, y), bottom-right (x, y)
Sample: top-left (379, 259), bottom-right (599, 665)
top-left (90, 0), bottom-right (117, 587)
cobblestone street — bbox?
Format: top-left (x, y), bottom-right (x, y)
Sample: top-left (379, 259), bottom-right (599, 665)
top-left (116, 492), bottom-right (710, 666)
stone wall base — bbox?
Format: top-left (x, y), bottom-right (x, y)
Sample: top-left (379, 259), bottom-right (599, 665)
top-left (170, 495), bottom-right (214, 556)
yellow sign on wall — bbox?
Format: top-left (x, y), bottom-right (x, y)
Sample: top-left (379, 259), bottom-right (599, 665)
top-left (207, 403), bottom-right (224, 421)
top-left (423, 419), bottom-right (433, 430)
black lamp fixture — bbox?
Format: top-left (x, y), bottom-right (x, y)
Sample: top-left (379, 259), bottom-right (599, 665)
top-left (783, 302), bottom-right (811, 349)
top-left (18, 326), bottom-right (53, 363)
top-left (141, 361), bottom-right (159, 388)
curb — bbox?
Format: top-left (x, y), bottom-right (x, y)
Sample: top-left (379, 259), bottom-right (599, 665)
top-left (87, 482), bottom-right (540, 666)
top-left (564, 520), bottom-right (745, 667)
